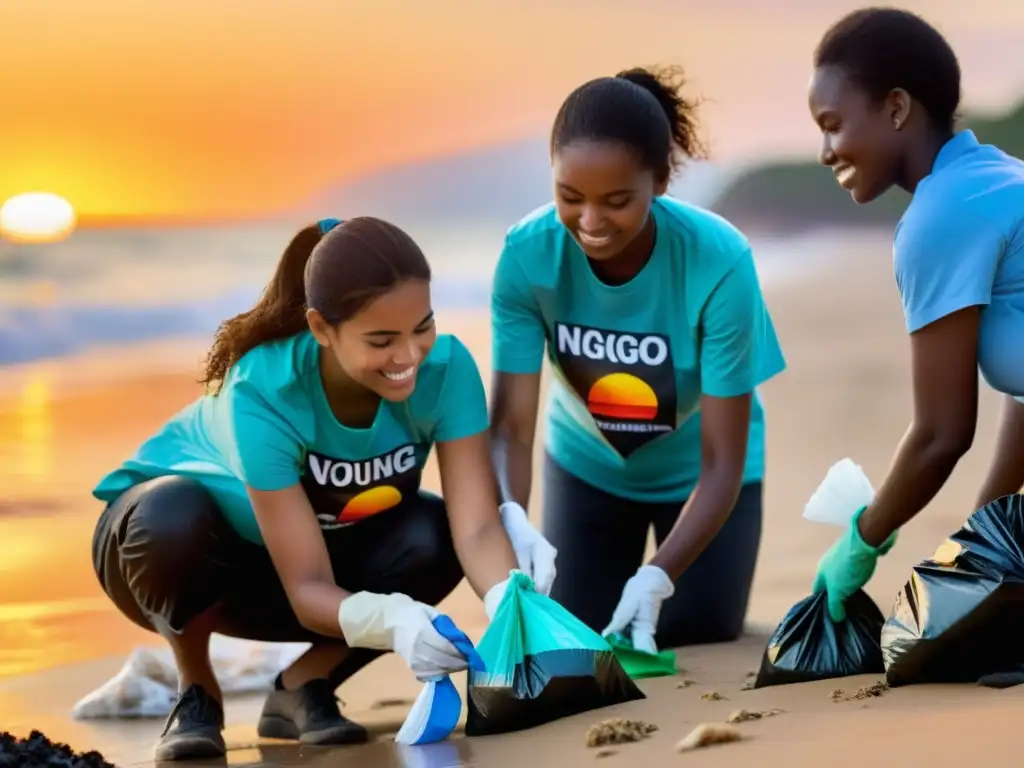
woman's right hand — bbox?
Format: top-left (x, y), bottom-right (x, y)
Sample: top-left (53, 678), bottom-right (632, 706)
top-left (338, 591), bottom-right (470, 681)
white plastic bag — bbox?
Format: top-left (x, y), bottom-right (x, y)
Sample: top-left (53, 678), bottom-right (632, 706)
top-left (394, 677), bottom-right (464, 746)
top-left (803, 458), bottom-right (875, 527)
top-left (70, 636), bottom-right (309, 719)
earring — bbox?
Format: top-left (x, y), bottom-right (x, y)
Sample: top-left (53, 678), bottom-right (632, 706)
top-left (893, 119), bottom-right (902, 130)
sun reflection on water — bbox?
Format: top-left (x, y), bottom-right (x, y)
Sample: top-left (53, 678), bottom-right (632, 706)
top-left (17, 370), bottom-right (54, 483)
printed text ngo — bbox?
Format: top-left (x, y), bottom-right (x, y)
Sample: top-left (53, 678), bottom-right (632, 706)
top-left (556, 323), bottom-right (668, 366)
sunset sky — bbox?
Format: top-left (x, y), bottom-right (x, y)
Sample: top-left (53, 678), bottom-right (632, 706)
top-left (3, 0), bottom-right (1024, 221)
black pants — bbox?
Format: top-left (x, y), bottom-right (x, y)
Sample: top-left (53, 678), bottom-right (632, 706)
top-left (542, 454), bottom-right (763, 648)
top-left (92, 475), bottom-right (465, 688)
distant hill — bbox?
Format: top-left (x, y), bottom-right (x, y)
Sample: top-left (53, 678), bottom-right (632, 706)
top-left (709, 100), bottom-right (1024, 235)
top-left (304, 138), bottom-right (730, 230)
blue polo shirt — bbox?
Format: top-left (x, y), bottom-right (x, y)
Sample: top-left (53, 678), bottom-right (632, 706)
top-left (894, 130), bottom-right (1024, 396)
top-left (491, 196), bottom-right (786, 502)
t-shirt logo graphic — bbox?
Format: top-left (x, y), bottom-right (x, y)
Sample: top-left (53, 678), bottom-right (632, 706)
top-left (301, 443), bottom-right (423, 530)
top-left (553, 322), bottom-right (676, 458)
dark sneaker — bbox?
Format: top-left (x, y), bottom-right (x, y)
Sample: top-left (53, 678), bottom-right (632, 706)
top-left (257, 678), bottom-right (368, 745)
top-left (153, 684), bottom-right (226, 761)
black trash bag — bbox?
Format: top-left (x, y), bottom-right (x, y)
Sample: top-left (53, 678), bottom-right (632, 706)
top-left (464, 572), bottom-right (645, 736)
top-left (753, 589), bottom-right (885, 688)
top-left (882, 494), bottom-right (1024, 688)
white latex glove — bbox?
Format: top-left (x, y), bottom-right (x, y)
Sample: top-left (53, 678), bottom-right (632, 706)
top-left (602, 565), bottom-right (676, 655)
top-left (499, 501), bottom-right (558, 596)
top-left (338, 592), bottom-right (469, 681)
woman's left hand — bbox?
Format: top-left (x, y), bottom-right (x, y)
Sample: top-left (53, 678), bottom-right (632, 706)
top-left (499, 501), bottom-right (558, 596)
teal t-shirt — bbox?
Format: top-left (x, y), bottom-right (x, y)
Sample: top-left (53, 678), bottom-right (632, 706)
top-left (491, 196), bottom-right (787, 502)
top-left (92, 332), bottom-right (488, 545)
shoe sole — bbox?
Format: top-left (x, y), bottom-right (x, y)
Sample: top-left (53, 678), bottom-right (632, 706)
top-left (153, 733), bottom-right (226, 762)
top-left (258, 714), bottom-right (369, 745)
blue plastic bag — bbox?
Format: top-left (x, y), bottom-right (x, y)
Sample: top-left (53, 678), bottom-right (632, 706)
top-left (465, 571), bottom-right (644, 736)
top-left (395, 614), bottom-right (485, 746)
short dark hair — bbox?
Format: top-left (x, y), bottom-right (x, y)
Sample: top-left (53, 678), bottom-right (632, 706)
top-left (550, 65), bottom-right (707, 182)
top-left (201, 217), bottom-right (431, 393)
top-left (814, 7), bottom-right (961, 132)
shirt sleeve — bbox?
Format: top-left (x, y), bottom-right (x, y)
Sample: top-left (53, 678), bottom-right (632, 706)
top-left (491, 235), bottom-right (546, 375)
top-left (699, 247), bottom-right (787, 398)
top-left (222, 380), bottom-right (304, 492)
top-left (895, 206), bottom-right (1004, 333)
top-left (434, 336), bottom-right (490, 443)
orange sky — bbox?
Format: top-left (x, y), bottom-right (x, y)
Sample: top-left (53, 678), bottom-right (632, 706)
top-left (3, 0), bottom-right (1024, 221)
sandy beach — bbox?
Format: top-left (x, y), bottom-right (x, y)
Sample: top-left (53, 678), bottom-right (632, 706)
top-left (0, 229), bottom-right (1014, 767)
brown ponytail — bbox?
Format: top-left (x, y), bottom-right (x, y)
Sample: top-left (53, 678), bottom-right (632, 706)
top-left (200, 217), bottom-right (431, 394)
top-left (200, 225), bottom-right (322, 393)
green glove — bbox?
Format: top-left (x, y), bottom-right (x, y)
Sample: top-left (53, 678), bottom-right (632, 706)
top-left (812, 506), bottom-right (897, 623)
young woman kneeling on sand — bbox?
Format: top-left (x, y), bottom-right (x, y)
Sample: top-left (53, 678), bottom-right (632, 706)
top-left (89, 217), bottom-right (557, 761)
top-left (808, 8), bottom-right (1024, 622)
top-left (488, 65), bottom-right (787, 656)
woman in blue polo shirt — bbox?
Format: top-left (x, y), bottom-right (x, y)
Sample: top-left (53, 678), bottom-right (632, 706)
top-left (488, 65), bottom-right (787, 655)
top-left (90, 217), bottom-right (555, 760)
top-left (808, 8), bottom-right (1024, 622)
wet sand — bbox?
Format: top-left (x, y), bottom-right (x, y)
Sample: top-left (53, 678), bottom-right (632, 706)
top-left (0, 230), bottom-right (1013, 766)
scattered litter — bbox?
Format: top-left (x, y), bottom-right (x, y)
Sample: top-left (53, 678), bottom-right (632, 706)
top-left (676, 679), bottom-right (695, 689)
top-left (674, 723), bottom-right (743, 752)
top-left (700, 691), bottom-right (725, 701)
top-left (741, 670), bottom-right (757, 691)
top-left (831, 681), bottom-right (888, 702)
top-left (595, 749), bottom-right (618, 759)
top-left (726, 708), bottom-right (783, 723)
top-left (0, 730), bottom-right (116, 767)
top-left (584, 718), bottom-right (658, 748)
top-left (850, 681), bottom-right (889, 700)
top-left (370, 697), bottom-right (415, 710)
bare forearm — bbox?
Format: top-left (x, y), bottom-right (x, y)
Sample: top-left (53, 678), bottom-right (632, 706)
top-left (858, 425), bottom-right (967, 547)
top-left (491, 430), bottom-right (534, 507)
top-left (977, 461), bottom-right (1024, 509)
top-left (290, 582), bottom-right (353, 638)
top-left (649, 467), bottom-right (743, 581)
top-left (453, 519), bottom-right (518, 598)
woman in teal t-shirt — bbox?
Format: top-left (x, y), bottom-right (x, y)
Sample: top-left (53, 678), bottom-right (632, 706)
top-left (90, 218), bottom-right (555, 761)
top-left (489, 66), bottom-right (787, 656)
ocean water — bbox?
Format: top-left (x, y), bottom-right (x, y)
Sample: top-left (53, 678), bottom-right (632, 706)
top-left (0, 218), bottom-right (815, 368)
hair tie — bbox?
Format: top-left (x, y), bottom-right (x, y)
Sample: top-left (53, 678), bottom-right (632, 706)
top-left (317, 218), bottom-right (342, 234)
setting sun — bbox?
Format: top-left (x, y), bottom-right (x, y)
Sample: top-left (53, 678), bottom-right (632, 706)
top-left (0, 192), bottom-right (78, 244)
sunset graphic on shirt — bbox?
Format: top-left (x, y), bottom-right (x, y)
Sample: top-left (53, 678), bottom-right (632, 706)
top-left (586, 373), bottom-right (659, 421)
top-left (339, 485), bottom-right (402, 522)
